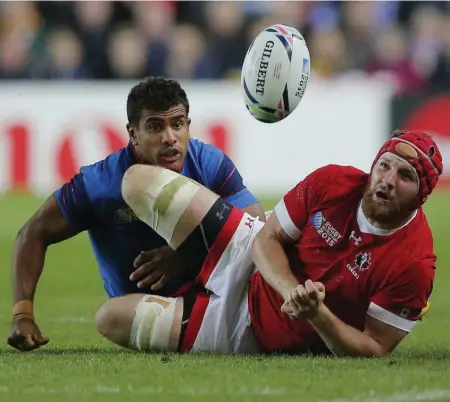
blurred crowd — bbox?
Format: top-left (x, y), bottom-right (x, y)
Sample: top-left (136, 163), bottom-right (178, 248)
top-left (0, 1), bottom-right (449, 95)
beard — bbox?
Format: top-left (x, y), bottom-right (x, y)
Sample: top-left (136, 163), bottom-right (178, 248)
top-left (361, 184), bottom-right (413, 227)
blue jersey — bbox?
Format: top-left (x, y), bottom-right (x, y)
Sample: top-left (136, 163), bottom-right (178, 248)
top-left (55, 139), bottom-right (258, 298)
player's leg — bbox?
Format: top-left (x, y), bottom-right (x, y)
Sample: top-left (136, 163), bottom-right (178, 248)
top-left (95, 289), bottom-right (197, 352)
top-left (121, 164), bottom-right (233, 257)
top-left (117, 164), bottom-right (245, 353)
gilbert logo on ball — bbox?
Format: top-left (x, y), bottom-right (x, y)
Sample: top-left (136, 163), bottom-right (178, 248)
top-left (241, 24), bottom-right (311, 123)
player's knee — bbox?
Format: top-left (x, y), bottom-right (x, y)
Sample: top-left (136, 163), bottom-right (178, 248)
top-left (121, 164), bottom-right (157, 205)
top-left (95, 296), bottom-right (136, 348)
top-left (128, 295), bottom-right (182, 353)
top-left (121, 164), bottom-right (201, 247)
top-left (96, 294), bottom-right (182, 353)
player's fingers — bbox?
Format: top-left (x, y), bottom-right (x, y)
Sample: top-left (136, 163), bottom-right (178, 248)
top-left (133, 250), bottom-right (157, 268)
top-left (7, 334), bottom-right (23, 350)
top-left (137, 271), bottom-right (164, 289)
top-left (281, 301), bottom-right (293, 313)
top-left (305, 280), bottom-right (319, 300)
top-left (280, 302), bottom-right (295, 319)
top-left (287, 294), bottom-right (303, 316)
top-left (151, 275), bottom-right (168, 291)
top-left (314, 281), bottom-right (326, 293)
top-left (33, 333), bottom-right (50, 346)
top-left (22, 334), bottom-right (37, 351)
top-left (295, 285), bottom-right (310, 304)
top-left (130, 262), bottom-right (155, 281)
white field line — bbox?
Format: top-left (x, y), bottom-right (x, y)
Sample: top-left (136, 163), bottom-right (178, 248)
top-left (328, 389), bottom-right (450, 402)
top-left (0, 385), bottom-right (449, 400)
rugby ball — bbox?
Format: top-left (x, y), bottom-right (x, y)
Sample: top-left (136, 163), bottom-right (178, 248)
top-left (241, 24), bottom-right (311, 123)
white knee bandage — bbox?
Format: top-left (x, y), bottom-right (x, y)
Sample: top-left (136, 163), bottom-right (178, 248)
top-left (129, 295), bottom-right (178, 352)
top-left (129, 169), bottom-right (200, 245)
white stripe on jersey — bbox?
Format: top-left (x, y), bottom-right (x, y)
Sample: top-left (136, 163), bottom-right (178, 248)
top-left (274, 199), bottom-right (301, 241)
top-left (367, 302), bottom-right (416, 332)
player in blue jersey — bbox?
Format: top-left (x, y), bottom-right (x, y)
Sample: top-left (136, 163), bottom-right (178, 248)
top-left (7, 76), bottom-right (265, 352)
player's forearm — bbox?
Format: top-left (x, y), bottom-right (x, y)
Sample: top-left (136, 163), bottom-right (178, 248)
top-left (309, 305), bottom-right (387, 357)
top-left (252, 234), bottom-right (298, 300)
top-left (12, 225), bottom-right (47, 304)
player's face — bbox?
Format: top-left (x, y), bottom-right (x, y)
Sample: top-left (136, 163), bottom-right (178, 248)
top-left (128, 105), bottom-right (191, 172)
top-left (363, 154), bottom-right (419, 225)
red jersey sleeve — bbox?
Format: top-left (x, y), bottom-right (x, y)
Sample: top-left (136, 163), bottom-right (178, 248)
top-left (368, 260), bottom-right (435, 332)
top-left (274, 166), bottom-right (335, 240)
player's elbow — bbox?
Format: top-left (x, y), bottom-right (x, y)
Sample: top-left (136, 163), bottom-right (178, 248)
top-left (359, 342), bottom-right (391, 358)
top-left (374, 348), bottom-right (390, 357)
top-left (363, 347), bottom-right (390, 358)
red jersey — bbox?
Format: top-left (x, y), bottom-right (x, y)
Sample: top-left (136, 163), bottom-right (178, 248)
top-left (248, 165), bottom-right (436, 354)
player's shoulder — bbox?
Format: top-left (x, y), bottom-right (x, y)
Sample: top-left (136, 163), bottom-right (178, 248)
top-left (382, 214), bottom-right (436, 280)
top-left (309, 164), bottom-right (367, 184)
top-left (79, 145), bottom-right (131, 200)
top-left (185, 138), bottom-right (229, 185)
top-left (402, 209), bottom-right (436, 257)
top-left (305, 164), bottom-right (368, 205)
top-left (187, 138), bottom-right (225, 162)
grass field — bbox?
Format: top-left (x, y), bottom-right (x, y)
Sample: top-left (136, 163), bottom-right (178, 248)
top-left (0, 191), bottom-right (449, 402)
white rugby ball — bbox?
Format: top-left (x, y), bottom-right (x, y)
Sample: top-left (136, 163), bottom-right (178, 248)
top-left (241, 24), bottom-right (311, 123)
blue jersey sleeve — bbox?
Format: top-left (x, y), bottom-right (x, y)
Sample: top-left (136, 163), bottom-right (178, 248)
top-left (211, 153), bottom-right (258, 209)
top-left (54, 171), bottom-right (97, 234)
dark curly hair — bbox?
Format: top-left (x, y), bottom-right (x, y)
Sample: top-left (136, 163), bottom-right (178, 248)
top-left (126, 76), bottom-right (190, 125)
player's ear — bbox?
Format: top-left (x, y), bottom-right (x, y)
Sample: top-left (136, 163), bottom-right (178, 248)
top-left (127, 123), bottom-right (138, 144)
top-left (187, 118), bottom-right (191, 126)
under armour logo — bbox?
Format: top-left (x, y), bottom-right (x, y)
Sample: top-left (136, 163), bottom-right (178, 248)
top-left (216, 203), bottom-right (230, 220)
top-left (349, 230), bottom-right (362, 246)
top-left (245, 217), bottom-right (255, 229)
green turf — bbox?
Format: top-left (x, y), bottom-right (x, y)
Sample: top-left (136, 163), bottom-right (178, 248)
top-left (0, 191), bottom-right (449, 402)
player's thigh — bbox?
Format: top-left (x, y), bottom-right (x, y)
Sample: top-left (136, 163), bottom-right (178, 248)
top-left (121, 164), bottom-right (220, 249)
top-left (95, 293), bottom-right (183, 352)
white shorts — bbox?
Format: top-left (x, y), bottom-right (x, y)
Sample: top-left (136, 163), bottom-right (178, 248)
top-left (181, 209), bottom-right (264, 354)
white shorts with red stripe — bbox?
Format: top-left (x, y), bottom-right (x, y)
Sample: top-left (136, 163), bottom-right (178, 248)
top-left (181, 208), bottom-right (264, 354)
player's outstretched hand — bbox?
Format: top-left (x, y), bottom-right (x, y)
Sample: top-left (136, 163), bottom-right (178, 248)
top-left (131, 246), bottom-right (186, 291)
top-left (281, 280), bottom-right (326, 320)
top-left (7, 318), bottom-right (49, 352)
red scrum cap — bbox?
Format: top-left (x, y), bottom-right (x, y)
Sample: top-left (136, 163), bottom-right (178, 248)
top-left (371, 130), bottom-right (443, 208)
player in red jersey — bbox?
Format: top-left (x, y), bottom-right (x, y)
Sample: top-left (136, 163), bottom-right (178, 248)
top-left (105, 130), bottom-right (441, 357)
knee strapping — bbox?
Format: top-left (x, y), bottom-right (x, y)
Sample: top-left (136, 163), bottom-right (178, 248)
top-left (126, 168), bottom-right (200, 244)
top-left (129, 295), bottom-right (178, 352)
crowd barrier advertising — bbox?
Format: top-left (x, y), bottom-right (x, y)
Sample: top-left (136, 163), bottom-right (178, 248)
top-left (0, 77), bottom-right (392, 196)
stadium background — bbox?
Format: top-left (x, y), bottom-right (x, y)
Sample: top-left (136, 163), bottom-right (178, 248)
top-left (0, 1), bottom-right (450, 401)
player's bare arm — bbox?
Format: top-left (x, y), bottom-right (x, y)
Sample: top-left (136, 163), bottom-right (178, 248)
top-left (8, 193), bottom-right (76, 351)
top-left (252, 210), bottom-right (299, 300)
top-left (281, 279), bottom-right (408, 357)
top-left (308, 304), bottom-right (407, 357)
